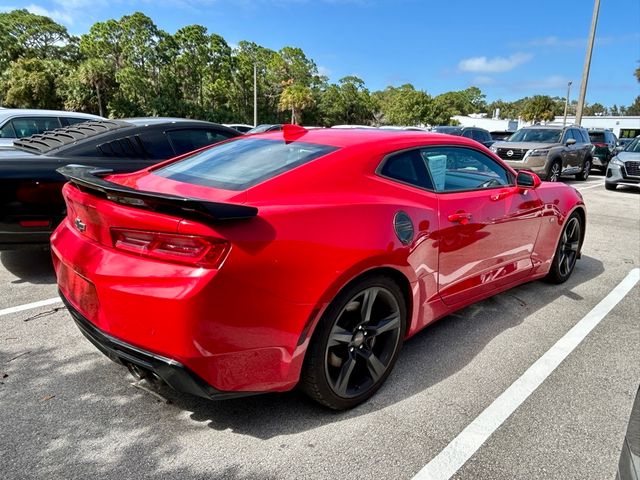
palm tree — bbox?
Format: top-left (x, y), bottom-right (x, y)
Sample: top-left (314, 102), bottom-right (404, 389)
top-left (279, 83), bottom-right (313, 124)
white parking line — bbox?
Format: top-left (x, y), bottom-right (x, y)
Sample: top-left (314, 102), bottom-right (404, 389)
top-left (0, 297), bottom-right (63, 317)
top-left (576, 182), bottom-right (604, 191)
top-left (412, 267), bottom-right (640, 480)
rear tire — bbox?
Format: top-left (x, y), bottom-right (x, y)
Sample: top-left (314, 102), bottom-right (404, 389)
top-left (605, 183), bottom-right (617, 191)
top-left (545, 212), bottom-right (583, 284)
top-left (301, 275), bottom-right (407, 410)
top-left (575, 157), bottom-right (591, 181)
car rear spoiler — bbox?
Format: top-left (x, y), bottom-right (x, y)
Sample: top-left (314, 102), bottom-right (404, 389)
top-left (56, 165), bottom-right (258, 222)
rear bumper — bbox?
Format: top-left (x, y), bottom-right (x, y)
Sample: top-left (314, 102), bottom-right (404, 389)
top-left (60, 289), bottom-right (256, 400)
top-left (0, 222), bottom-right (53, 250)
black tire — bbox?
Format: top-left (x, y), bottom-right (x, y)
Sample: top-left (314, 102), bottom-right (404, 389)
top-left (545, 212), bottom-right (583, 284)
top-left (547, 159), bottom-right (562, 182)
top-left (575, 157), bottom-right (591, 181)
top-left (301, 275), bottom-right (407, 410)
top-left (605, 182), bottom-right (617, 191)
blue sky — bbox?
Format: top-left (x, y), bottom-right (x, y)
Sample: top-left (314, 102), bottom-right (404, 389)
top-left (3, 0), bottom-right (640, 107)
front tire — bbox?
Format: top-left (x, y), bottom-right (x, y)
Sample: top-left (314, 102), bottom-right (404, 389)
top-left (545, 213), bottom-right (583, 284)
top-left (605, 182), bottom-right (617, 191)
top-left (547, 160), bottom-right (562, 182)
top-left (301, 275), bottom-right (407, 410)
top-left (575, 157), bottom-right (591, 181)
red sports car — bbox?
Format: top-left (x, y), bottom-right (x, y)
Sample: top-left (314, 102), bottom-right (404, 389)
top-left (51, 126), bottom-right (586, 410)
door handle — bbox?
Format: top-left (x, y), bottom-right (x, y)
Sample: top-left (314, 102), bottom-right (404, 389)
top-left (447, 211), bottom-right (472, 225)
top-left (491, 188), bottom-right (515, 201)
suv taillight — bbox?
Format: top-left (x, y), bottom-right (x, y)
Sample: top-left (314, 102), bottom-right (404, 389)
top-left (111, 228), bottom-right (229, 268)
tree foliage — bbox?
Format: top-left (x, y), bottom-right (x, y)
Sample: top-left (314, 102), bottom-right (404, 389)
top-left (0, 10), bottom-right (635, 125)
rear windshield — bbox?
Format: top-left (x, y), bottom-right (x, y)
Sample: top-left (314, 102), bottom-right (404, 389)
top-left (154, 138), bottom-right (338, 190)
top-left (588, 132), bottom-right (605, 142)
top-left (507, 129), bottom-right (562, 143)
top-left (432, 127), bottom-right (462, 135)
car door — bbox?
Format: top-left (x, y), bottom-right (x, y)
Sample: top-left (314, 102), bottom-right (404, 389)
top-left (561, 129), bottom-right (579, 169)
top-left (421, 146), bottom-right (543, 306)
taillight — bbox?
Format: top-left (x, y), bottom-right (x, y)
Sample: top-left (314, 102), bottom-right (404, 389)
top-left (110, 228), bottom-right (229, 268)
top-left (593, 142), bottom-right (607, 147)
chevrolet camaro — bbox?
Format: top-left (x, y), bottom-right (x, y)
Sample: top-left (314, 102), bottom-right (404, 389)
top-left (51, 126), bottom-right (586, 410)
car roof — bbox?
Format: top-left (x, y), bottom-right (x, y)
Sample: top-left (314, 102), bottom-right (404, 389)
top-left (253, 127), bottom-right (470, 149)
top-left (0, 109), bottom-right (102, 121)
top-left (123, 117), bottom-right (220, 127)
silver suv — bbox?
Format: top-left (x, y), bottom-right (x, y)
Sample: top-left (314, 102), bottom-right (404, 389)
top-left (490, 125), bottom-right (593, 181)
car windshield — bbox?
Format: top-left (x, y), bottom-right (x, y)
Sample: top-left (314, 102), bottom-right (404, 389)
top-left (154, 138), bottom-right (338, 190)
top-left (507, 129), bottom-right (562, 143)
top-left (623, 137), bottom-right (640, 152)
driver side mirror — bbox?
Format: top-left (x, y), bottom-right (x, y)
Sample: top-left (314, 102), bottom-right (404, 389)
top-left (516, 170), bottom-right (542, 189)
top-left (565, 138), bottom-right (577, 146)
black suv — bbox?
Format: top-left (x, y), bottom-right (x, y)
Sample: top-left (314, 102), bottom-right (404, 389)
top-left (431, 126), bottom-right (494, 148)
top-left (588, 129), bottom-right (618, 172)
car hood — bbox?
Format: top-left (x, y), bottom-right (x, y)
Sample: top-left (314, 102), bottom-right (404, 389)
top-left (616, 151), bottom-right (640, 162)
top-left (491, 141), bottom-right (558, 150)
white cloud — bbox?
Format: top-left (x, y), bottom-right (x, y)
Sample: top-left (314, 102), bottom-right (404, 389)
top-left (458, 52), bottom-right (532, 73)
top-left (514, 32), bottom-right (640, 49)
top-left (1, 3), bottom-right (74, 24)
top-left (317, 65), bottom-right (331, 77)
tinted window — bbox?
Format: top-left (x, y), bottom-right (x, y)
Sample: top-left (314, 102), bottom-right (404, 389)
top-left (61, 117), bottom-right (92, 127)
top-left (421, 147), bottom-right (512, 192)
top-left (380, 149), bottom-right (434, 190)
top-left (432, 126), bottom-right (463, 135)
top-left (0, 121), bottom-right (16, 138)
top-left (95, 135), bottom-right (148, 159)
top-left (508, 129), bottom-right (562, 143)
top-left (562, 130), bottom-right (576, 143)
top-left (589, 131), bottom-right (605, 143)
top-left (155, 138), bottom-right (338, 190)
top-left (10, 117), bottom-right (61, 138)
top-left (139, 130), bottom-right (175, 159)
top-left (167, 129), bottom-right (233, 156)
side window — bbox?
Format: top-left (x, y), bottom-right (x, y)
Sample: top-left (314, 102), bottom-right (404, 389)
top-left (166, 129), bottom-right (233, 156)
top-left (0, 121), bottom-right (16, 138)
top-left (461, 129), bottom-right (474, 139)
top-left (420, 147), bottom-right (512, 192)
top-left (61, 117), bottom-right (91, 127)
top-left (576, 129), bottom-right (588, 143)
top-left (562, 129), bottom-right (575, 143)
top-left (10, 117), bottom-right (61, 138)
top-left (95, 135), bottom-right (148, 159)
top-left (139, 130), bottom-right (176, 159)
top-left (380, 149), bottom-right (434, 190)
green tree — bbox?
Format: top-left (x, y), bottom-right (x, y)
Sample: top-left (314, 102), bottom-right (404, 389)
top-left (2, 57), bottom-right (67, 108)
top-left (626, 96), bottom-right (640, 116)
top-left (319, 76), bottom-right (375, 126)
top-left (434, 86), bottom-right (487, 116)
top-left (279, 83), bottom-right (314, 124)
top-left (374, 84), bottom-right (433, 125)
top-left (520, 95), bottom-right (557, 122)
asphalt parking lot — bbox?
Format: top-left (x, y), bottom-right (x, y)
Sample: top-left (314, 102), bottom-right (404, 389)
top-left (1, 174), bottom-right (638, 480)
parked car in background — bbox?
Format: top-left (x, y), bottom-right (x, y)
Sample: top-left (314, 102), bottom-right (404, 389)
top-left (0, 108), bottom-right (103, 146)
top-left (605, 136), bottom-right (640, 191)
top-left (224, 123), bottom-right (254, 133)
top-left (0, 118), bottom-right (239, 249)
top-left (247, 124), bottom-right (283, 134)
top-left (490, 125), bottom-right (593, 181)
top-left (490, 131), bottom-right (515, 141)
top-left (588, 128), bottom-right (618, 172)
top-left (51, 126), bottom-right (585, 410)
top-left (617, 138), bottom-right (635, 150)
top-left (431, 126), bottom-right (494, 148)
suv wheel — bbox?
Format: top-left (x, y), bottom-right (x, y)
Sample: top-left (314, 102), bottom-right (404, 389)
top-left (547, 160), bottom-right (562, 182)
top-left (575, 158), bottom-right (591, 181)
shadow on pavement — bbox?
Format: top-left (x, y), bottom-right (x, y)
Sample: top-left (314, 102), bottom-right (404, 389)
top-left (0, 255), bottom-right (605, 478)
top-left (1, 249), bottom-right (56, 285)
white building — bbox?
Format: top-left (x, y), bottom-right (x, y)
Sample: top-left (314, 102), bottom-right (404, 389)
top-left (453, 114), bottom-right (640, 139)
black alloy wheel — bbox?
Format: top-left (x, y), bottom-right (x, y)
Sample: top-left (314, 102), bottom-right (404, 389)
top-left (548, 160), bottom-right (562, 182)
top-left (545, 213), bottom-right (582, 284)
top-left (576, 158), bottom-right (591, 180)
top-left (301, 275), bottom-right (406, 410)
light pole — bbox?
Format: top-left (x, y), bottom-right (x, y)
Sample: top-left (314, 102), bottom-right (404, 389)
top-left (575, 0), bottom-right (600, 125)
top-left (253, 63), bottom-right (258, 127)
top-left (563, 81), bottom-right (573, 126)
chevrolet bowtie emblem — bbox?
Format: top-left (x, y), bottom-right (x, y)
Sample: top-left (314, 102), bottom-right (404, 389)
top-left (74, 217), bottom-right (86, 232)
